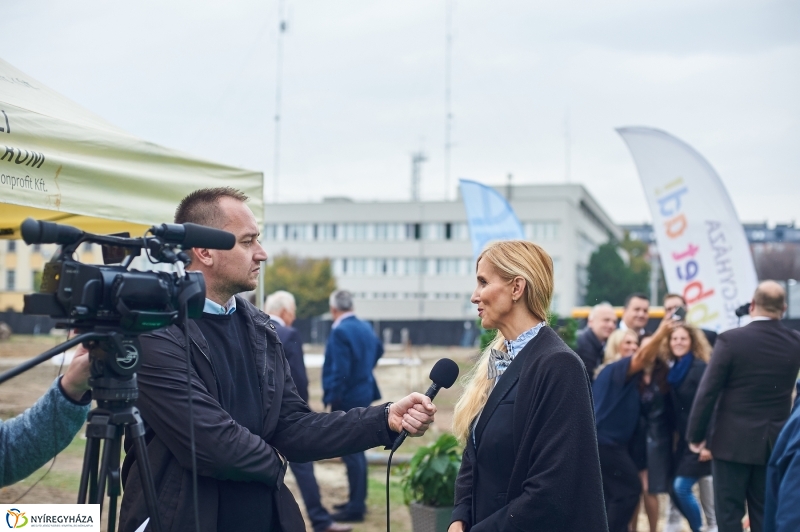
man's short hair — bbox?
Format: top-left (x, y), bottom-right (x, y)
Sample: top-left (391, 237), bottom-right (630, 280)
top-left (663, 293), bottom-right (686, 305)
top-left (174, 187), bottom-right (249, 227)
top-left (329, 290), bottom-right (354, 312)
top-left (588, 302), bottom-right (614, 320)
top-left (754, 283), bottom-right (786, 314)
top-left (265, 290), bottom-right (296, 314)
top-left (624, 292), bottom-right (650, 308)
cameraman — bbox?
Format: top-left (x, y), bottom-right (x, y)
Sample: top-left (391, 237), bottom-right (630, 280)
top-left (0, 344), bottom-right (91, 487)
top-left (687, 281), bottom-right (800, 532)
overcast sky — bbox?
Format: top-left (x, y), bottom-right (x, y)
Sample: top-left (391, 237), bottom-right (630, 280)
top-left (3, 0), bottom-right (798, 224)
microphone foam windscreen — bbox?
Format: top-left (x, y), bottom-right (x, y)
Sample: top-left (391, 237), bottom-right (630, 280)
top-left (429, 358), bottom-right (460, 388)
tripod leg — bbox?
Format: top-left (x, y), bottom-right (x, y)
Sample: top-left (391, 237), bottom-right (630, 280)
top-left (130, 412), bottom-right (163, 532)
top-left (78, 430), bottom-right (98, 504)
top-left (96, 435), bottom-right (116, 515)
top-left (106, 432), bottom-right (122, 532)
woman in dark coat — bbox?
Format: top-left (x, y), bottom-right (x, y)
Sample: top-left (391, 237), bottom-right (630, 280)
top-left (629, 334), bottom-right (673, 532)
top-left (665, 324), bottom-right (713, 532)
top-left (448, 240), bottom-right (607, 532)
top-left (592, 318), bottom-right (677, 532)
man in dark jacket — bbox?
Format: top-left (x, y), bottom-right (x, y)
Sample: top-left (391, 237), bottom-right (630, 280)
top-left (576, 302), bottom-right (617, 379)
top-left (322, 290), bottom-right (383, 523)
top-left (118, 188), bottom-right (436, 532)
top-left (687, 281), bottom-right (800, 532)
top-left (265, 290), bottom-right (351, 532)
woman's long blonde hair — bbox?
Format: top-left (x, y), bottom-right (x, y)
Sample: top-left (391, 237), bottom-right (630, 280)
top-left (592, 329), bottom-right (639, 378)
top-left (451, 240), bottom-right (554, 444)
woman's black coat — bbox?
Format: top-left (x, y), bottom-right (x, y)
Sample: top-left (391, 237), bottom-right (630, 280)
top-left (451, 326), bottom-right (608, 531)
top-left (670, 357), bottom-right (711, 478)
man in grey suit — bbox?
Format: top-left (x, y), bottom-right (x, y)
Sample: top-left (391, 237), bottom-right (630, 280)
top-left (687, 281), bottom-right (800, 532)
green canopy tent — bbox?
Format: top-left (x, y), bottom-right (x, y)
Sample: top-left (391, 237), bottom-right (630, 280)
top-left (0, 57), bottom-right (263, 238)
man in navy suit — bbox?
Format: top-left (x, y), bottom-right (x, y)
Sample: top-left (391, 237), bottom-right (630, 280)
top-left (323, 290), bottom-right (384, 523)
top-left (265, 291), bottom-right (351, 532)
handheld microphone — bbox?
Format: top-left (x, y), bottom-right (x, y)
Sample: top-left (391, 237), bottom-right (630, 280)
top-left (21, 218), bottom-right (85, 245)
top-left (151, 223), bottom-right (235, 250)
top-left (391, 358), bottom-right (459, 452)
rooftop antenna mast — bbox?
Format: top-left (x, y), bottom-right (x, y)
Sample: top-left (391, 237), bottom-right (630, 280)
top-left (564, 107), bottom-right (571, 183)
top-left (444, 0), bottom-right (454, 200)
top-left (411, 151), bottom-right (428, 202)
top-left (273, 0), bottom-right (287, 203)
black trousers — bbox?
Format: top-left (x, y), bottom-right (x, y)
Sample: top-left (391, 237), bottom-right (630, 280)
top-left (599, 444), bottom-right (642, 532)
top-left (712, 458), bottom-right (767, 532)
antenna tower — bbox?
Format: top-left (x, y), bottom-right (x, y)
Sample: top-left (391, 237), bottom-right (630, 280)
top-left (273, 0), bottom-right (287, 202)
top-left (444, 0), bottom-right (454, 200)
top-left (411, 151), bottom-right (428, 202)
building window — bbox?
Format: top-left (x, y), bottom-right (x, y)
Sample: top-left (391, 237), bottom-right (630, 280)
top-left (524, 222), bottom-right (559, 242)
top-left (284, 224), bottom-right (308, 241)
top-left (406, 223), bottom-right (421, 240)
top-left (263, 224), bottom-right (278, 241)
top-left (8, 240), bottom-right (16, 252)
top-left (6, 270), bottom-right (15, 291)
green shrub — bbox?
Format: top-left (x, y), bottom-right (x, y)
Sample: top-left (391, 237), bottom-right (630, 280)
top-left (400, 433), bottom-right (462, 507)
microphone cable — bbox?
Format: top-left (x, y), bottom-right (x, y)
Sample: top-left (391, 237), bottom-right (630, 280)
top-left (386, 445), bottom-right (398, 532)
top-left (182, 302), bottom-right (201, 532)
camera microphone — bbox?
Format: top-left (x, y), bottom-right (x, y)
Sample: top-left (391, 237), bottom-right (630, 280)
top-left (21, 218), bottom-right (85, 246)
top-left (151, 223), bottom-right (235, 250)
top-left (391, 358), bottom-right (459, 452)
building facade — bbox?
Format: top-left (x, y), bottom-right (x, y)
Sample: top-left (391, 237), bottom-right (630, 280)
top-left (263, 183), bottom-right (621, 320)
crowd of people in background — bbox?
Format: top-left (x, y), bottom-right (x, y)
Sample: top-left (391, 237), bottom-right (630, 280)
top-left (578, 283), bottom-right (800, 532)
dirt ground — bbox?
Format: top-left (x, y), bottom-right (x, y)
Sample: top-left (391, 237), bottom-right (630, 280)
top-left (0, 335), bottom-right (689, 531)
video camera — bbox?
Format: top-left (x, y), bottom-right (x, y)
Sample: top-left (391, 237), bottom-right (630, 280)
top-left (19, 217), bottom-right (234, 379)
top-left (735, 302), bottom-right (751, 318)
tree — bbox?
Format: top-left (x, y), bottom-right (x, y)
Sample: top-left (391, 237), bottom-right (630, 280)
top-left (262, 254), bottom-right (337, 318)
top-left (585, 238), bottom-right (650, 306)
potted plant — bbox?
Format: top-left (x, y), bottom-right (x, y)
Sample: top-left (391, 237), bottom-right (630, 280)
top-left (400, 433), bottom-right (462, 532)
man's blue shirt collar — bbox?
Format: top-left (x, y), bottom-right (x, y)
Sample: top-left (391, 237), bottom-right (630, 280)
top-left (203, 297), bottom-right (237, 315)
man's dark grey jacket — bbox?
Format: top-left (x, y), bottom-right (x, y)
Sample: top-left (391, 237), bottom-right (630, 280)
top-left (119, 295), bottom-right (397, 532)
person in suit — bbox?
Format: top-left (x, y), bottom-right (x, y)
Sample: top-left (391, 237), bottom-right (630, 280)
top-left (322, 290), bottom-right (384, 523)
top-left (576, 302), bottom-right (618, 379)
top-left (664, 293), bottom-right (718, 347)
top-left (265, 290), bottom-right (351, 532)
top-left (449, 240), bottom-right (607, 532)
top-left (621, 293), bottom-right (650, 336)
top-left (687, 281), bottom-right (800, 532)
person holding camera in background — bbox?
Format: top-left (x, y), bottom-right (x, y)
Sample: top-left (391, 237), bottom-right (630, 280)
top-left (0, 344), bottom-right (91, 487)
top-left (687, 281), bottom-right (800, 532)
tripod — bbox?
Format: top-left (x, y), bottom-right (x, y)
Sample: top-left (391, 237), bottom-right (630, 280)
top-left (74, 333), bottom-right (163, 532)
top-left (0, 331), bottom-right (163, 532)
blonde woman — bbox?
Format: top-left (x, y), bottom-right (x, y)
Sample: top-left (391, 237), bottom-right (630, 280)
top-left (448, 241), bottom-right (606, 532)
top-left (599, 329), bottom-right (640, 372)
